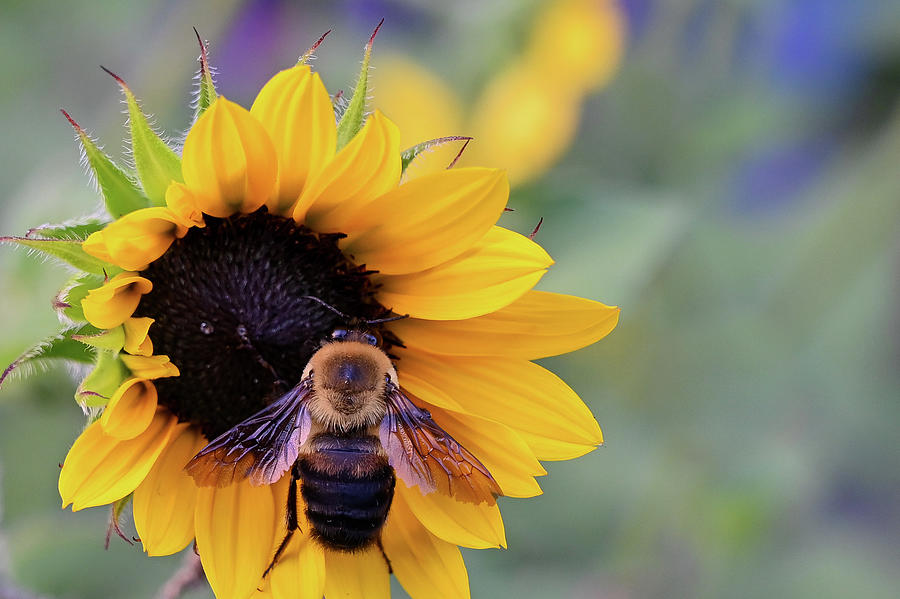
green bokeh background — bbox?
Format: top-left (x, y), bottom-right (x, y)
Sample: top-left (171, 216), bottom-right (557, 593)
top-left (1, 1), bottom-right (898, 598)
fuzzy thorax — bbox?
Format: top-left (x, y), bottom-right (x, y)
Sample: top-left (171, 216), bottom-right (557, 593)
top-left (303, 340), bottom-right (395, 432)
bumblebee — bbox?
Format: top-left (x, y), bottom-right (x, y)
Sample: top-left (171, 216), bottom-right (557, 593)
top-left (186, 327), bottom-right (500, 563)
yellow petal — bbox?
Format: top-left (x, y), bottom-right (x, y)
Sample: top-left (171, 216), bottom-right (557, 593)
top-left (389, 290), bottom-right (619, 359)
top-left (251, 66), bottom-right (337, 214)
top-left (82, 207), bottom-right (188, 271)
top-left (375, 226), bottom-right (552, 320)
top-left (257, 535), bottom-right (326, 599)
top-left (398, 350), bottom-right (602, 460)
top-left (415, 398), bottom-right (546, 498)
top-left (323, 547), bottom-right (389, 599)
top-left (133, 424), bottom-right (206, 556)
top-left (123, 317), bottom-right (154, 356)
top-left (383, 490), bottom-right (470, 599)
top-left (463, 61), bottom-right (580, 187)
top-left (165, 182), bottom-right (206, 228)
top-left (99, 378), bottom-right (159, 440)
top-left (398, 483), bottom-right (506, 549)
top-left (182, 96), bottom-right (277, 218)
top-left (339, 168), bottom-right (509, 275)
top-left (294, 111), bottom-right (401, 230)
top-left (120, 354), bottom-right (180, 379)
top-left (59, 408), bottom-right (177, 511)
top-left (194, 478), bottom-right (279, 599)
top-left (81, 272), bottom-right (152, 330)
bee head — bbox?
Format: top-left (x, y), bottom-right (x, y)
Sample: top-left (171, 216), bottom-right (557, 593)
top-left (305, 329), bottom-right (397, 431)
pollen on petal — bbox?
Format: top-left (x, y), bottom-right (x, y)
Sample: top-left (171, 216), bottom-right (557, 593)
top-left (81, 272), bottom-right (153, 330)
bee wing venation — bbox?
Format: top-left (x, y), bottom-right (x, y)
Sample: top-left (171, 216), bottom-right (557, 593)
top-left (186, 379), bottom-right (314, 487)
top-left (379, 382), bottom-right (501, 505)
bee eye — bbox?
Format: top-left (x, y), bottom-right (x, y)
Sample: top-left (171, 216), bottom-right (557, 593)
top-left (331, 329), bottom-right (349, 341)
top-left (363, 333), bottom-right (379, 346)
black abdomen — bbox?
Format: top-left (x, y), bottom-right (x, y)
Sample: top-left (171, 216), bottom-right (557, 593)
top-left (298, 433), bottom-right (395, 551)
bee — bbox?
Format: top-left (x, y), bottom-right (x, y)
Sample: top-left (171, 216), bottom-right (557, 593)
top-left (185, 320), bottom-right (501, 565)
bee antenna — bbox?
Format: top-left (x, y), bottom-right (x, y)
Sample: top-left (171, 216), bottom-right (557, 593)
top-left (301, 295), bottom-right (409, 325)
top-left (300, 295), bottom-right (351, 319)
top-left (365, 314), bottom-right (410, 325)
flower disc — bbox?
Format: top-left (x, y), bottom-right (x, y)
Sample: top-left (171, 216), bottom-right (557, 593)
top-left (134, 210), bottom-right (384, 437)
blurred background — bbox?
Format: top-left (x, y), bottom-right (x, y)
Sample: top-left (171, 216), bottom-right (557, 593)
top-left (1, 0), bottom-right (898, 597)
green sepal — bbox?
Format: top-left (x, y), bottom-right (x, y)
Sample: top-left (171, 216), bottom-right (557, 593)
top-left (0, 235), bottom-right (112, 275)
top-left (192, 28), bottom-right (218, 122)
top-left (72, 326), bottom-right (126, 352)
top-left (102, 67), bottom-right (183, 206)
top-left (107, 494), bottom-right (135, 548)
top-left (76, 349), bottom-right (129, 408)
top-left (0, 326), bottom-right (95, 390)
top-left (61, 110), bottom-right (151, 217)
top-left (25, 217), bottom-right (107, 241)
top-left (335, 20), bottom-right (382, 150)
top-left (401, 136), bottom-right (472, 174)
top-left (56, 273), bottom-right (107, 322)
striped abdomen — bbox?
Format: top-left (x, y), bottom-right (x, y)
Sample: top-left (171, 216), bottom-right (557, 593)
top-left (298, 433), bottom-right (395, 551)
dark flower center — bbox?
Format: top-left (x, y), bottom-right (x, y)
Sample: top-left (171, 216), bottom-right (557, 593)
top-left (134, 210), bottom-right (387, 438)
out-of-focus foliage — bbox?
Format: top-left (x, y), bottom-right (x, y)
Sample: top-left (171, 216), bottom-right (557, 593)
top-left (1, 1), bottom-right (898, 598)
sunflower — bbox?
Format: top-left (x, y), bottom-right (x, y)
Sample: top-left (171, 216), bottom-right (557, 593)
top-left (4, 28), bottom-right (619, 599)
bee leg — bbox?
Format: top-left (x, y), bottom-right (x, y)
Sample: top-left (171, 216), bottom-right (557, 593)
top-left (264, 464), bottom-right (301, 578)
top-left (376, 538), bottom-right (393, 574)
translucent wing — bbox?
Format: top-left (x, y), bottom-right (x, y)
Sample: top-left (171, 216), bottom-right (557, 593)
top-left (379, 381), bottom-right (501, 505)
top-left (186, 378), bottom-right (314, 487)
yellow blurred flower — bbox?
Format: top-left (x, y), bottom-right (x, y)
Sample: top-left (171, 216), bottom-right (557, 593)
top-left (377, 0), bottom-right (625, 186)
top-left (526, 0), bottom-right (625, 93)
